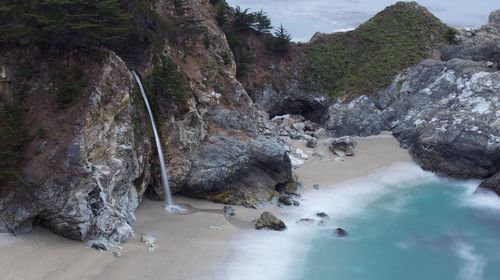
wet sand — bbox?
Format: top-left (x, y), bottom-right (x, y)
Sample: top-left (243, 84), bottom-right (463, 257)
top-left (0, 133), bottom-right (411, 280)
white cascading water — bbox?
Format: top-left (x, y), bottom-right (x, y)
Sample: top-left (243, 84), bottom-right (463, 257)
top-left (131, 71), bottom-right (185, 213)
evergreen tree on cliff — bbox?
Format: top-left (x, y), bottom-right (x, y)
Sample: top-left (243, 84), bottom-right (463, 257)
top-left (0, 0), bottom-right (131, 48)
top-left (272, 24), bottom-right (292, 54)
top-left (253, 9), bottom-right (272, 33)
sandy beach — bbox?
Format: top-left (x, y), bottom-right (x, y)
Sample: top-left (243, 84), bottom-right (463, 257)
top-left (0, 133), bottom-right (411, 280)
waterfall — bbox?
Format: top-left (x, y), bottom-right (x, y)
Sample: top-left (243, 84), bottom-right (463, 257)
top-left (131, 71), bottom-right (182, 213)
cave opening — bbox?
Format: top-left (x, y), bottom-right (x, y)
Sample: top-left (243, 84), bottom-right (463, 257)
top-left (268, 98), bottom-right (329, 123)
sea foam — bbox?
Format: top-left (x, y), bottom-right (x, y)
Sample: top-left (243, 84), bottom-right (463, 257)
top-left (223, 162), bottom-right (437, 280)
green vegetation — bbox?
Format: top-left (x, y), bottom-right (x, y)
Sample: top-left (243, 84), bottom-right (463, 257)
top-left (270, 24), bottom-right (292, 54)
top-left (55, 66), bottom-right (86, 109)
top-left (0, 0), bottom-right (132, 48)
top-left (216, 4), bottom-right (284, 77)
top-left (302, 2), bottom-right (449, 97)
top-left (254, 9), bottom-right (273, 33)
top-left (0, 93), bottom-right (27, 187)
top-left (444, 27), bottom-right (457, 44)
top-left (150, 56), bottom-right (188, 103)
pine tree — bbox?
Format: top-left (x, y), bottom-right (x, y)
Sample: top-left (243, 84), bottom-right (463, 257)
top-left (253, 9), bottom-right (272, 33)
top-left (233, 6), bottom-right (255, 32)
top-left (272, 24), bottom-right (292, 54)
top-left (0, 0), bottom-right (132, 48)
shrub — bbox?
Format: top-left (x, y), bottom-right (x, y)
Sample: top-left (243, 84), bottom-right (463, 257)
top-left (150, 56), bottom-right (188, 103)
top-left (444, 27), bottom-right (457, 44)
top-left (55, 66), bottom-right (86, 109)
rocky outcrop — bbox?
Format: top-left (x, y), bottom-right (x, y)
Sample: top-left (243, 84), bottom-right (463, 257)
top-left (329, 136), bottom-right (358, 156)
top-left (255, 211), bottom-right (287, 231)
top-left (480, 172), bottom-right (500, 195)
top-left (318, 11), bottom-right (500, 182)
top-left (0, 49), bottom-right (153, 249)
top-left (181, 135), bottom-right (292, 208)
top-left (441, 10), bottom-right (500, 65)
top-left (1, 0), bottom-right (296, 245)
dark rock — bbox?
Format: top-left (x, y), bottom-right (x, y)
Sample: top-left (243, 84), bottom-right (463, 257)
top-left (0, 192), bottom-right (38, 235)
top-left (316, 212), bottom-right (329, 219)
top-left (313, 184), bottom-right (320, 190)
top-left (329, 136), bottom-right (358, 156)
top-left (479, 172), bottom-right (500, 196)
top-left (440, 10), bottom-right (500, 63)
top-left (255, 211), bottom-right (287, 231)
top-left (223, 206), bottom-right (236, 216)
top-left (276, 176), bottom-right (304, 196)
top-left (182, 135), bottom-right (293, 208)
top-left (279, 195), bottom-right (293, 206)
top-left (306, 139), bottom-right (318, 148)
top-left (335, 228), bottom-right (348, 237)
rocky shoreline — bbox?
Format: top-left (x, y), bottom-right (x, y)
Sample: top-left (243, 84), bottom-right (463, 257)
top-left (0, 0), bottom-right (498, 248)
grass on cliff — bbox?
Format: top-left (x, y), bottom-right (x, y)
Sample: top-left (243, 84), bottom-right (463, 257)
top-left (302, 2), bottom-right (451, 98)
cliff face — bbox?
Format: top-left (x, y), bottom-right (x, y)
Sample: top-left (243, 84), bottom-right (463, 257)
top-left (0, 49), bottom-right (153, 248)
top-left (312, 11), bottom-right (500, 186)
top-left (0, 0), bottom-right (295, 247)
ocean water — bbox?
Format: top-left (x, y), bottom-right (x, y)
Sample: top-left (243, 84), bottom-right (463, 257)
top-left (226, 0), bottom-right (500, 41)
top-left (223, 163), bottom-right (500, 280)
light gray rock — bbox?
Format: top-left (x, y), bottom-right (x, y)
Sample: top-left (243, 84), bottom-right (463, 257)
top-left (329, 136), bottom-right (358, 156)
top-left (223, 206), bottom-right (236, 216)
top-left (0, 50), bottom-right (153, 249)
top-left (441, 10), bottom-right (500, 64)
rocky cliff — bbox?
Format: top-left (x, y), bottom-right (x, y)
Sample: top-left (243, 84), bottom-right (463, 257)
top-left (309, 11), bottom-right (500, 190)
top-left (0, 0), bottom-right (295, 248)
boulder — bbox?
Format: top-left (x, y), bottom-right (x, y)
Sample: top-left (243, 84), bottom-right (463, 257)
top-left (335, 228), bottom-right (348, 237)
top-left (255, 211), bottom-right (287, 231)
top-left (223, 206), bottom-right (236, 216)
top-left (316, 212), bottom-right (329, 219)
top-left (306, 139), bottom-right (318, 148)
top-left (182, 135), bottom-right (292, 208)
top-left (479, 172), bottom-right (500, 196)
top-left (329, 136), bottom-right (358, 156)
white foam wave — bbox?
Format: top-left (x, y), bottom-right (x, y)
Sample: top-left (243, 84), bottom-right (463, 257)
top-left (298, 162), bottom-right (437, 221)
top-left (223, 162), bottom-right (437, 280)
top-left (455, 241), bottom-right (486, 280)
top-left (459, 182), bottom-right (500, 213)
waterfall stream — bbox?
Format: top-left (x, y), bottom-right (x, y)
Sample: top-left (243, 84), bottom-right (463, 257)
top-left (131, 71), bottom-right (185, 213)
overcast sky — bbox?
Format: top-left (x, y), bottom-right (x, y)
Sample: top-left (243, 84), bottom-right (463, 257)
top-left (227, 0), bottom-right (500, 41)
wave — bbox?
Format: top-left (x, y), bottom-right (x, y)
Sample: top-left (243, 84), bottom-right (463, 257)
top-left (222, 162), bottom-right (438, 280)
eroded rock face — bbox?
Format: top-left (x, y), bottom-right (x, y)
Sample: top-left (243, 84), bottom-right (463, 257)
top-left (324, 58), bottom-right (499, 180)
top-left (182, 135), bottom-right (292, 208)
top-left (0, 50), bottom-right (153, 248)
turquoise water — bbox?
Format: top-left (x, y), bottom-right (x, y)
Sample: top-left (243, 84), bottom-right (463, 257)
top-left (300, 180), bottom-right (500, 280)
top-left (224, 163), bottom-right (500, 280)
